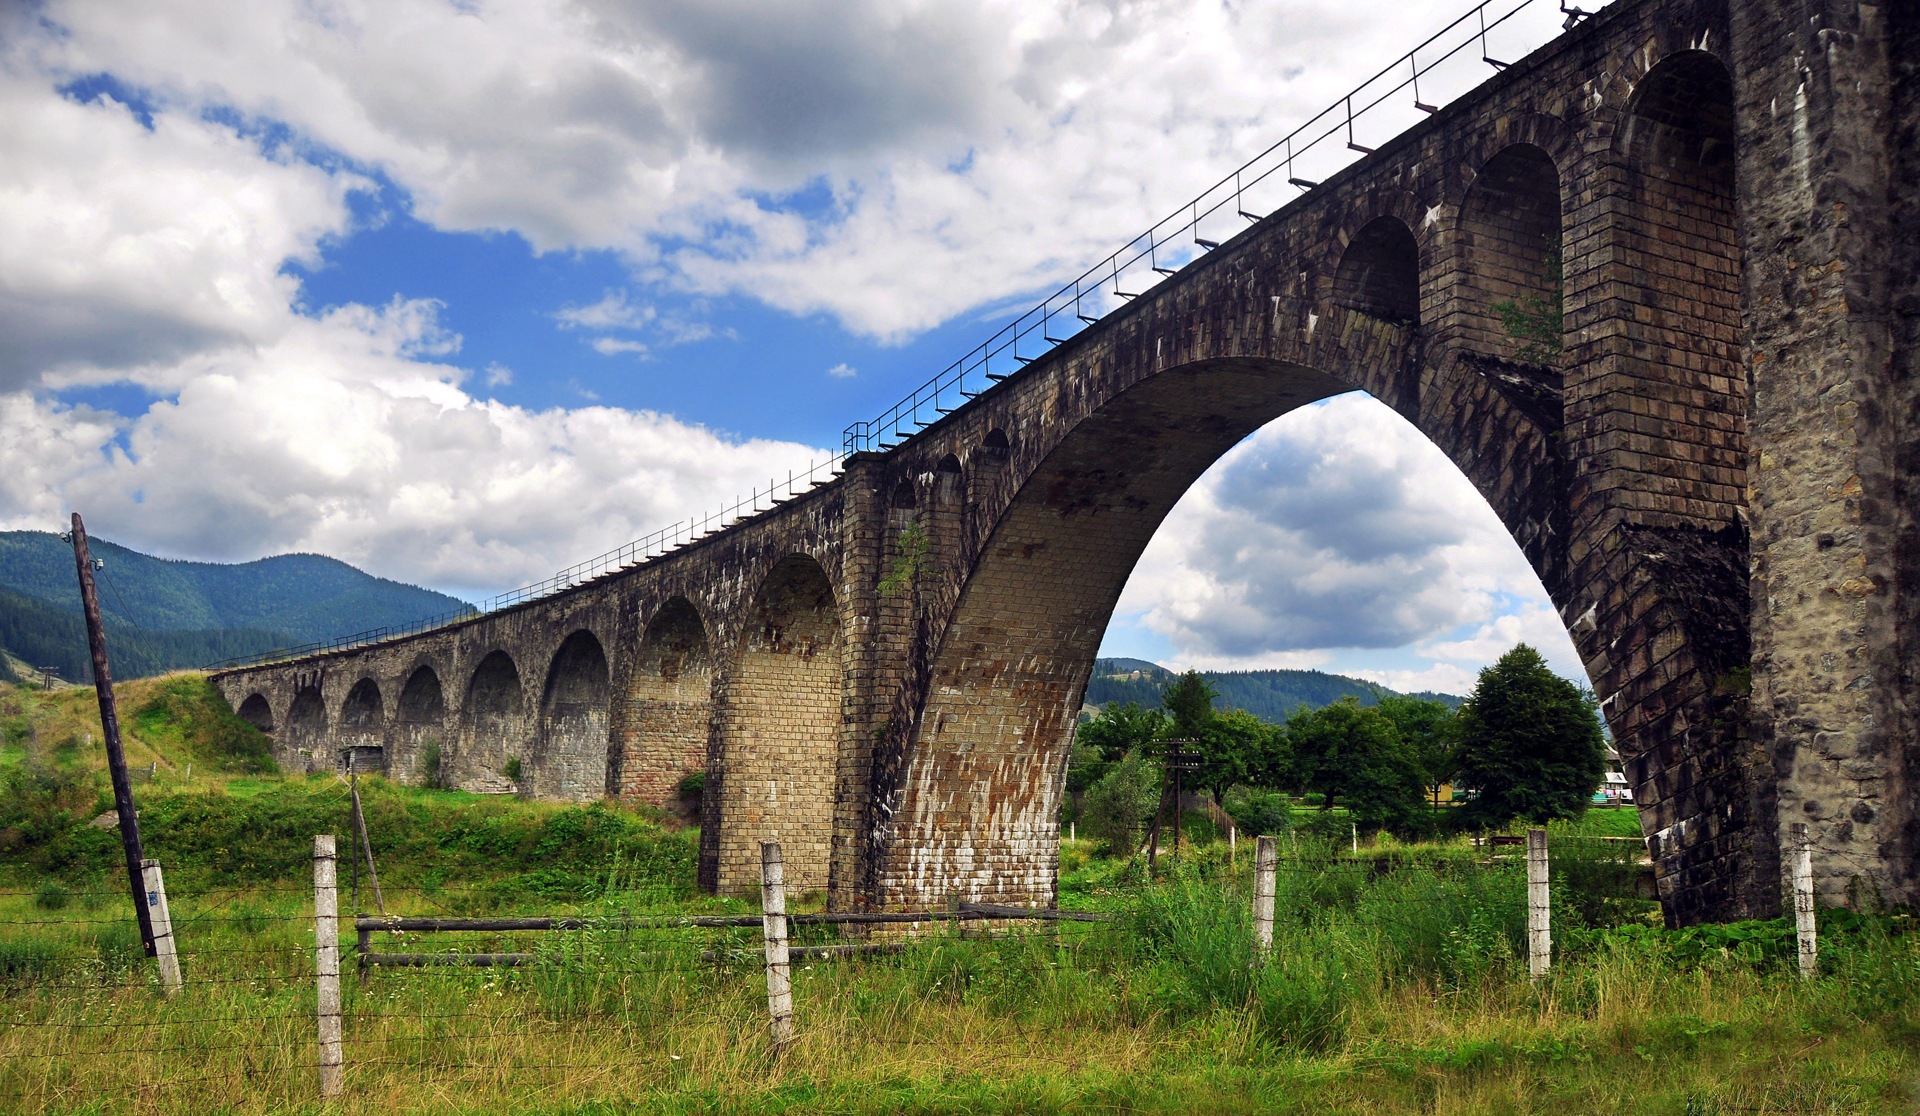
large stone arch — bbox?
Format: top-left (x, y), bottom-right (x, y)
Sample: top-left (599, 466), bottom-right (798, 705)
top-left (620, 598), bottom-right (714, 806)
top-left (535, 630), bottom-right (611, 800)
top-left (710, 553), bottom-right (845, 895)
top-left (461, 650), bottom-right (526, 793)
top-left (395, 664), bottom-right (448, 786)
top-left (339, 678), bottom-right (386, 774)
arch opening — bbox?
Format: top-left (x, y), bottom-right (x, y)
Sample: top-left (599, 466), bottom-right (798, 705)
top-left (1458, 143), bottom-right (1564, 363)
top-left (980, 428), bottom-right (1011, 462)
top-left (237, 693), bottom-right (274, 734)
top-left (339, 678), bottom-right (386, 774)
top-left (286, 687), bottom-right (326, 772)
top-left (871, 355), bottom-right (1590, 910)
top-left (461, 651), bottom-right (525, 794)
top-left (623, 599), bottom-right (713, 807)
top-left (1334, 217), bottom-right (1421, 325)
top-left (712, 554), bottom-right (844, 895)
top-left (536, 630), bottom-right (611, 800)
top-left (395, 666), bottom-right (447, 786)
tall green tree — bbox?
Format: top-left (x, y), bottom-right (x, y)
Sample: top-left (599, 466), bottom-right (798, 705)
top-left (1284, 697), bottom-right (1427, 835)
top-left (1194, 707), bottom-right (1289, 802)
top-left (1376, 694), bottom-right (1460, 810)
top-left (1068, 703), bottom-right (1168, 819)
top-left (1453, 644), bottom-right (1607, 829)
top-left (1160, 670), bottom-right (1218, 739)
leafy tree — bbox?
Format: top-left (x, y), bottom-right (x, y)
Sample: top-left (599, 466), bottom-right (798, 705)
top-left (1453, 644), bottom-right (1606, 829)
top-left (1285, 697), bottom-right (1427, 835)
top-left (1375, 694), bottom-right (1460, 810)
top-left (1195, 707), bottom-right (1289, 801)
top-left (1080, 749), bottom-right (1162, 853)
top-left (1074, 702), bottom-right (1169, 763)
top-left (1160, 670), bottom-right (1218, 739)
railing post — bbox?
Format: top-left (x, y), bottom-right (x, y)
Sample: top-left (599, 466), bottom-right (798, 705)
top-left (139, 859), bottom-right (182, 994)
top-left (313, 835), bottom-right (343, 1099)
top-left (1790, 823), bottom-right (1817, 980)
top-left (1253, 835), bottom-right (1277, 961)
top-left (760, 840), bottom-right (795, 1051)
top-left (1526, 828), bottom-right (1550, 981)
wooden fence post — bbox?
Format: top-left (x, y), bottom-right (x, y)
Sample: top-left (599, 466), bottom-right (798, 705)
top-left (1253, 835), bottom-right (1277, 961)
top-left (1526, 828), bottom-right (1550, 981)
top-left (313, 835), bottom-right (343, 1099)
top-left (760, 840), bottom-right (795, 1051)
top-left (1790, 823), bottom-right (1817, 980)
top-left (139, 860), bottom-right (182, 994)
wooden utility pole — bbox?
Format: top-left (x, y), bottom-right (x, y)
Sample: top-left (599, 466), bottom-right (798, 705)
top-left (68, 513), bottom-right (154, 956)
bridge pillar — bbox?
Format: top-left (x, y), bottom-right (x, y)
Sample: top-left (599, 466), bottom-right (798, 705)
top-left (1735, 0), bottom-right (1919, 910)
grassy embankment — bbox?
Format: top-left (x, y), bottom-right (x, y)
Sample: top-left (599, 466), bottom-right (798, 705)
top-left (2, 675), bottom-right (1917, 1114)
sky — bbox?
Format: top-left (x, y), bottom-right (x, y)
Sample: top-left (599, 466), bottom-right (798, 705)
top-left (0, 0), bottom-right (1599, 697)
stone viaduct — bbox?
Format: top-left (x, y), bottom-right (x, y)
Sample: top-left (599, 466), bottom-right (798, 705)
top-left (211, 0), bottom-right (1918, 926)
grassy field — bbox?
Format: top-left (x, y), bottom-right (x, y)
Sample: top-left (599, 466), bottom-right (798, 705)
top-left (2, 675), bottom-right (1917, 1114)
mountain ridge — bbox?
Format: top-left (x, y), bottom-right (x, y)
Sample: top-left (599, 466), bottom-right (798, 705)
top-left (1085, 657), bottom-right (1463, 723)
top-left (0, 531), bottom-right (471, 681)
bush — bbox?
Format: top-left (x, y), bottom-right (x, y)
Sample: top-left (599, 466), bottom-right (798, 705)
top-left (503, 757), bottom-right (523, 783)
top-left (1082, 750), bottom-right (1161, 853)
top-left (1222, 789), bottom-right (1291, 838)
top-left (676, 770), bottom-right (705, 798)
top-left (33, 880), bottom-right (71, 910)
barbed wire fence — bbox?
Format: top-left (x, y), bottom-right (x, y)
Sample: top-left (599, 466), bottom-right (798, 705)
top-left (1, 824), bottom-right (1831, 1109)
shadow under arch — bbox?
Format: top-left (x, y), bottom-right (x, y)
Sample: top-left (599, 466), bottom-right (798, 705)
top-left (461, 650), bottom-right (525, 793)
top-left (865, 352), bottom-right (1586, 909)
top-left (536, 631), bottom-right (611, 800)
top-left (237, 693), bottom-right (274, 734)
top-left (621, 598), bottom-right (714, 806)
top-left (395, 665), bottom-right (447, 786)
top-left (707, 553), bottom-right (845, 896)
top-left (339, 678), bottom-right (385, 774)
top-left (286, 686), bottom-right (326, 773)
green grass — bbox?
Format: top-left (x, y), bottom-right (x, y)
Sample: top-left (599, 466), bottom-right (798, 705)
top-left (1, 678), bottom-right (1917, 1113)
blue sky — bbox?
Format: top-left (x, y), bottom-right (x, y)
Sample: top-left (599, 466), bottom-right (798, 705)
top-left (0, 0), bottom-right (1597, 696)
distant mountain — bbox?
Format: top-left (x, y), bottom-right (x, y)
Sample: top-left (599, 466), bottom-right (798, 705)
top-left (0, 531), bottom-right (471, 681)
top-left (1085, 657), bottom-right (1463, 722)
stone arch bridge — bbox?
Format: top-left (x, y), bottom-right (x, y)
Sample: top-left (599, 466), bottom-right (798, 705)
top-left (212, 0), bottom-right (1920, 926)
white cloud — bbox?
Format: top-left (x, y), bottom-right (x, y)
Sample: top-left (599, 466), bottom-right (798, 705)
top-left (1112, 393), bottom-right (1585, 688)
top-left (30, 0), bottom-right (1589, 342)
top-left (825, 363), bottom-right (856, 379)
top-left (5, 299), bottom-right (829, 594)
top-left (556, 290), bottom-right (657, 331)
top-left (589, 337), bottom-right (650, 357)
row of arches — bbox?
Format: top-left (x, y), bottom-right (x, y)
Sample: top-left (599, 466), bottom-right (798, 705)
top-left (235, 553), bottom-right (849, 891)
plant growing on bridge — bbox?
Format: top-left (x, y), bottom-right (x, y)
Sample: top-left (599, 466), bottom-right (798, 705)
top-left (1492, 234), bottom-right (1564, 364)
top-left (877, 521), bottom-right (933, 599)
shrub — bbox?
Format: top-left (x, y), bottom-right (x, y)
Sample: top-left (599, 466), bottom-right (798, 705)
top-left (1082, 750), bottom-right (1161, 853)
top-left (1222, 789), bottom-right (1291, 838)
top-left (676, 770), bottom-right (705, 798)
top-left (33, 880), bottom-right (71, 910)
top-left (421, 739), bottom-right (444, 788)
top-left (503, 757), bottom-right (523, 783)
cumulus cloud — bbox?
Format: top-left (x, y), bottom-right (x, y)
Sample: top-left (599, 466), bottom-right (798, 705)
top-left (30, 0), bottom-right (1584, 341)
top-left (825, 363), bottom-right (856, 379)
top-left (1114, 393), bottom-right (1585, 683)
top-left (3, 299), bottom-right (827, 594)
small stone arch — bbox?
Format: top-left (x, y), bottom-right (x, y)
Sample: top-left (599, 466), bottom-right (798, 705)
top-left (933, 454), bottom-right (965, 506)
top-left (622, 598), bottom-right (713, 806)
top-left (237, 693), bottom-right (274, 734)
top-left (535, 630), bottom-right (611, 800)
top-left (395, 665), bottom-right (448, 786)
top-left (339, 678), bottom-right (386, 774)
top-left (980, 428), bottom-right (1011, 463)
top-left (709, 553), bottom-right (845, 895)
top-left (1333, 216), bottom-right (1422, 325)
top-left (1455, 143), bottom-right (1565, 361)
top-left (287, 686), bottom-right (327, 772)
top-left (461, 651), bottom-right (525, 793)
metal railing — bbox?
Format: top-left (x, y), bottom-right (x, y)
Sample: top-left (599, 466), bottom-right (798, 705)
top-left (841, 0), bottom-right (1583, 455)
top-left (211, 0), bottom-right (1592, 673)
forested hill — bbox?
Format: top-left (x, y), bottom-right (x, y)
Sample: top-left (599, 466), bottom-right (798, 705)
top-left (1085, 658), bottom-right (1463, 722)
top-left (0, 531), bottom-right (470, 682)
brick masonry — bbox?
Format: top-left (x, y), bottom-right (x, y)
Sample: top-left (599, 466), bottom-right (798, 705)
top-left (210, 0), bottom-right (1918, 926)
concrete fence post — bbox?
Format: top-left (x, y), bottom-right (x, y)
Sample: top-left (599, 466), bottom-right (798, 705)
top-left (760, 840), bottom-right (795, 1051)
top-left (1790, 823), bottom-right (1817, 980)
top-left (138, 860), bottom-right (181, 994)
top-left (1526, 828), bottom-right (1550, 981)
top-left (1253, 835), bottom-right (1277, 961)
top-left (313, 835), bottom-right (343, 1099)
